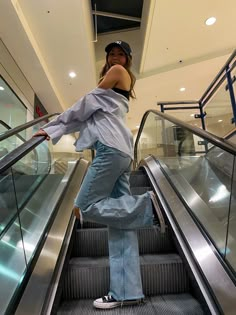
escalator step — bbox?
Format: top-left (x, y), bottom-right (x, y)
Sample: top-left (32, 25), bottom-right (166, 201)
top-left (57, 293), bottom-right (205, 314)
top-left (62, 254), bottom-right (189, 299)
top-left (72, 226), bottom-right (174, 257)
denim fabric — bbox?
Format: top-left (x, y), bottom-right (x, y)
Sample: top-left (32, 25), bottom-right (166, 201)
top-left (74, 141), bottom-right (153, 300)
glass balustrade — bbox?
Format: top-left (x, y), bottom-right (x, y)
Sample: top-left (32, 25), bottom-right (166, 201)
top-left (0, 135), bottom-right (75, 313)
top-left (137, 111), bottom-right (236, 274)
top-left (204, 75), bottom-right (235, 137)
top-left (0, 168), bottom-right (27, 315)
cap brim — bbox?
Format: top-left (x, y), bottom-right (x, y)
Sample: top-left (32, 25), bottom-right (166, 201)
top-left (105, 43), bottom-right (121, 53)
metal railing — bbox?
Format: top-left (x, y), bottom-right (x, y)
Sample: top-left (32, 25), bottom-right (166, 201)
top-left (157, 49), bottom-right (236, 133)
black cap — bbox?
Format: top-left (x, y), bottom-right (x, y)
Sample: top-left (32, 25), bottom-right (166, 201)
top-left (105, 40), bottom-right (132, 58)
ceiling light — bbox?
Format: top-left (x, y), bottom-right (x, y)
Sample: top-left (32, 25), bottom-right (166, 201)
top-left (190, 114), bottom-right (195, 117)
top-left (218, 119), bottom-right (223, 122)
top-left (179, 87), bottom-right (186, 92)
top-left (0, 86), bottom-right (4, 91)
top-left (69, 71), bottom-right (76, 78)
top-left (205, 17), bottom-right (216, 26)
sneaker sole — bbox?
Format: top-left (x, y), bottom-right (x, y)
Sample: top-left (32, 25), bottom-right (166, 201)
top-left (93, 301), bottom-right (121, 309)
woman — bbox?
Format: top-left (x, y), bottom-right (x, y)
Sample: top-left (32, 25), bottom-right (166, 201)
top-left (34, 41), bottom-right (161, 309)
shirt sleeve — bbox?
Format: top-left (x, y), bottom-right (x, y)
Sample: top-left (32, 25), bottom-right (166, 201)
top-left (42, 92), bottom-right (103, 144)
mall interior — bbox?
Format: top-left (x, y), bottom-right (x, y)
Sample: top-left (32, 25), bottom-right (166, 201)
top-left (0, 1), bottom-right (236, 314)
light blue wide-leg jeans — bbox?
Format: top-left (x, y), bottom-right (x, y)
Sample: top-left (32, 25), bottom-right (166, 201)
top-left (74, 141), bottom-right (153, 301)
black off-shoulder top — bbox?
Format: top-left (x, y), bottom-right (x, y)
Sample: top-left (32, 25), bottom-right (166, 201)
top-left (112, 87), bottom-right (130, 100)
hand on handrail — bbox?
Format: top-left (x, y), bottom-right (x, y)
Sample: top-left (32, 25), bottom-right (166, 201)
top-left (33, 129), bottom-right (51, 141)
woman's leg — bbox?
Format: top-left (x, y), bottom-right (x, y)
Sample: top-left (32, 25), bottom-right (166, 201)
top-left (74, 142), bottom-right (153, 229)
top-left (108, 170), bottom-right (144, 301)
top-left (108, 228), bottom-right (144, 301)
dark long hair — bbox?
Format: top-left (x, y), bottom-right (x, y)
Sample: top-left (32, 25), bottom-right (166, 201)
top-left (99, 55), bottom-right (136, 99)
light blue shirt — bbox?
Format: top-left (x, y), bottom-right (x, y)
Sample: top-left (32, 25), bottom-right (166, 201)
top-left (42, 88), bottom-right (134, 159)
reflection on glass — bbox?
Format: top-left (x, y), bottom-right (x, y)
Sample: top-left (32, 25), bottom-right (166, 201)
top-left (138, 111), bottom-right (234, 262)
top-left (137, 112), bottom-right (205, 162)
top-left (0, 135), bottom-right (25, 162)
top-left (226, 155), bottom-right (236, 272)
top-left (204, 75), bottom-right (235, 137)
top-left (0, 222), bottom-right (27, 314)
top-left (0, 170), bottom-right (18, 231)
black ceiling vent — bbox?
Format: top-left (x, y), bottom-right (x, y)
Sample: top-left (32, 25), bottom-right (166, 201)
top-left (91, 0), bottom-right (143, 34)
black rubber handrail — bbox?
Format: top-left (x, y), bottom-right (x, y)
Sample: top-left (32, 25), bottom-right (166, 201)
top-left (0, 136), bottom-right (45, 174)
top-left (134, 109), bottom-right (236, 167)
top-left (0, 113), bottom-right (60, 142)
top-left (0, 120), bottom-right (26, 142)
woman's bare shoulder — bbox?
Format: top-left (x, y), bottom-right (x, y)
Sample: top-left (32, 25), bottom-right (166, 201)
top-left (108, 64), bottom-right (128, 75)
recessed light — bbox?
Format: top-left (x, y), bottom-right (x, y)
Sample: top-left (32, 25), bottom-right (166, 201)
top-left (0, 86), bottom-right (4, 91)
top-left (205, 17), bottom-right (216, 26)
top-left (69, 71), bottom-right (77, 78)
top-left (179, 87), bottom-right (186, 92)
top-left (218, 119), bottom-right (223, 122)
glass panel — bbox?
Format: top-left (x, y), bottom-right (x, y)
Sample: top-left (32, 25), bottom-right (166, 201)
top-left (204, 75), bottom-right (235, 137)
top-left (0, 222), bottom-right (27, 315)
top-left (0, 116), bottom-right (54, 167)
top-left (0, 135), bottom-right (25, 160)
top-left (160, 105), bottom-right (202, 129)
top-left (0, 170), bottom-right (19, 231)
top-left (138, 112), bottom-right (234, 259)
top-left (10, 142), bottom-right (76, 264)
top-left (12, 141), bottom-right (51, 210)
top-left (137, 112), bottom-right (206, 162)
top-left (226, 156), bottom-right (236, 272)
top-left (0, 169), bottom-right (27, 315)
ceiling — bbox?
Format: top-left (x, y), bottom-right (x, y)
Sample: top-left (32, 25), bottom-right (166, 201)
top-left (0, 0), bottom-right (235, 131)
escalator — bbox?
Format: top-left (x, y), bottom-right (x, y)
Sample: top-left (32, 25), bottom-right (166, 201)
top-left (0, 114), bottom-right (90, 315)
top-left (55, 167), bottom-right (208, 314)
top-left (1, 110), bottom-right (236, 314)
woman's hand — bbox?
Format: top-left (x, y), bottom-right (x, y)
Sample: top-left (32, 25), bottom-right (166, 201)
top-left (33, 129), bottom-right (50, 141)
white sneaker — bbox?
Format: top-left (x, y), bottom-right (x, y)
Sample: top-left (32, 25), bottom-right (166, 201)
top-left (93, 295), bottom-right (121, 309)
top-left (93, 295), bottom-right (144, 309)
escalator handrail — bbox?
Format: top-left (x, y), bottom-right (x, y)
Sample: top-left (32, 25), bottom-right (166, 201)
top-left (0, 113), bottom-right (60, 142)
top-left (0, 136), bottom-right (45, 174)
top-left (134, 109), bottom-right (236, 167)
top-left (0, 120), bottom-right (26, 143)
top-left (0, 120), bottom-right (42, 174)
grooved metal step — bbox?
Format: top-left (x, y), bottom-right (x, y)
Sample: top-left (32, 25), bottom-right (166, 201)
top-left (62, 254), bottom-right (189, 299)
top-left (73, 226), bottom-right (174, 257)
top-left (57, 294), bottom-right (205, 315)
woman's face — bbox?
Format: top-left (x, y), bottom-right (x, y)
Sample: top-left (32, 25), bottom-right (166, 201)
top-left (107, 47), bottom-right (127, 67)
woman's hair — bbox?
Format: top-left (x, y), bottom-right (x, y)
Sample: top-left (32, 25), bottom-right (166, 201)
top-left (99, 54), bottom-right (136, 99)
